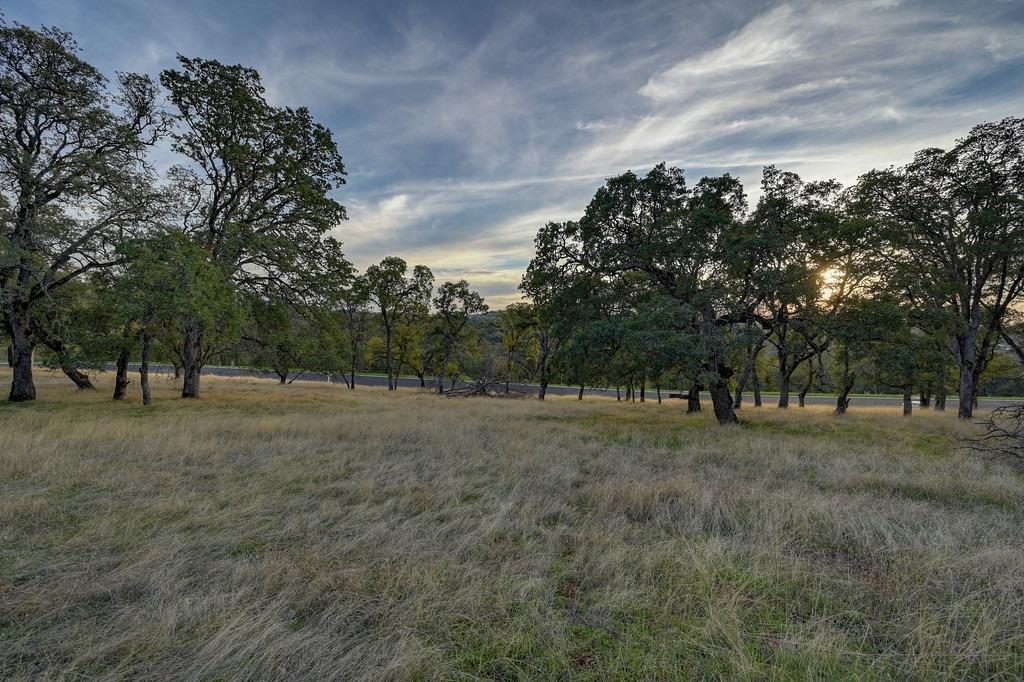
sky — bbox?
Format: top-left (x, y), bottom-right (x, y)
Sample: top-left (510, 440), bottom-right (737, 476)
top-left (7, 0), bottom-right (1024, 307)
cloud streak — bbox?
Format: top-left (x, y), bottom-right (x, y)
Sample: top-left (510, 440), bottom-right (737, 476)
top-left (8, 0), bottom-right (1024, 307)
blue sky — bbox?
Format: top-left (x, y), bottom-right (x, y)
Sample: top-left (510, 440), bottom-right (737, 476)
top-left (8, 0), bottom-right (1024, 306)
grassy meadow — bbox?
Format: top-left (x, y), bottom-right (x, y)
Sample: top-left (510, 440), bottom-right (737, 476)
top-left (2, 369), bottom-right (1023, 680)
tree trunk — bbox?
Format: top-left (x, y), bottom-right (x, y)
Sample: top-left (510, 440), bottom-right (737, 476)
top-left (934, 388), bottom-right (946, 412)
top-left (385, 325), bottom-right (395, 391)
top-left (181, 324), bottom-right (203, 399)
top-left (33, 325), bottom-right (95, 390)
top-left (752, 366), bottom-right (762, 407)
top-left (778, 369), bottom-right (791, 408)
top-left (687, 383), bottom-right (702, 413)
top-left (919, 386), bottom-right (931, 408)
top-left (577, 384), bottom-right (584, 400)
top-left (656, 384), bottom-right (662, 404)
top-left (639, 378), bottom-right (646, 403)
top-left (834, 376), bottom-right (855, 415)
top-left (349, 349), bottom-right (357, 390)
top-left (956, 327), bottom-right (978, 419)
top-left (834, 387), bottom-right (852, 415)
top-left (833, 351), bottom-right (854, 415)
top-left (902, 387), bottom-right (913, 417)
top-left (957, 367), bottom-right (974, 419)
top-left (59, 365), bottom-right (94, 390)
top-left (538, 334), bottom-right (549, 401)
top-left (139, 329), bottom-right (152, 406)
top-left (6, 302), bottom-right (36, 402)
top-left (616, 385), bottom-right (621, 401)
top-left (113, 346), bottom-right (130, 400)
top-left (798, 362), bottom-right (813, 408)
top-left (173, 363), bottom-right (181, 380)
top-left (708, 375), bottom-right (739, 424)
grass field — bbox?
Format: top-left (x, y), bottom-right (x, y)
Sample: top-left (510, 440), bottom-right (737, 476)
top-left (2, 369), bottom-right (1023, 680)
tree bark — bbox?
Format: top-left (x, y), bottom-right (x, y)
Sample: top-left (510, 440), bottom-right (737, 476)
top-left (687, 383), bottom-right (702, 413)
top-left (956, 327), bottom-right (978, 419)
top-left (139, 329), bottom-right (152, 406)
top-left (181, 324), bottom-right (203, 399)
top-left (656, 384), bottom-right (662, 404)
top-left (918, 386), bottom-right (931, 408)
top-left (708, 375), bottom-right (739, 424)
top-left (957, 366), bottom-right (975, 419)
top-left (577, 384), bottom-right (584, 400)
top-left (777, 369), bottom-right (791, 408)
top-left (31, 324), bottom-right (95, 390)
top-left (902, 387), bottom-right (913, 417)
top-left (798, 361), bottom-right (813, 408)
top-left (61, 365), bottom-right (95, 390)
top-left (833, 351), bottom-right (855, 415)
top-left (834, 388), bottom-right (852, 414)
top-left (752, 366), bottom-right (762, 407)
top-left (6, 302), bottom-right (36, 402)
top-left (639, 378), bottom-right (645, 403)
top-left (113, 346), bottom-right (131, 400)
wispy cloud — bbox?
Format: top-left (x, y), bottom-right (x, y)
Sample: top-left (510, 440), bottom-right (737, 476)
top-left (8, 0), bottom-right (1024, 307)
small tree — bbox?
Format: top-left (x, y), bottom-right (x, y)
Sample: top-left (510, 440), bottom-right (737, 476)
top-left (116, 231), bottom-right (241, 404)
top-left (338, 283), bottom-right (371, 389)
top-left (432, 280), bottom-right (487, 393)
top-left (357, 257), bottom-right (433, 390)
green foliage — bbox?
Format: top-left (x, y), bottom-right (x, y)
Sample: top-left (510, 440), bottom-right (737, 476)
top-left (117, 231), bottom-right (243, 350)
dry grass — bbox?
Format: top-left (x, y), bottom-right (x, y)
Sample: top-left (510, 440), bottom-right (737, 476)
top-left (2, 369), bottom-right (1023, 680)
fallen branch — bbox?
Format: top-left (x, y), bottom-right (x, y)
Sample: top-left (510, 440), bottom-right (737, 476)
top-left (965, 404), bottom-right (1024, 462)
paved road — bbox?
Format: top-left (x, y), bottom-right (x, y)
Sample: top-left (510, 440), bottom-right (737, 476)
top-left (120, 363), bottom-right (1022, 410)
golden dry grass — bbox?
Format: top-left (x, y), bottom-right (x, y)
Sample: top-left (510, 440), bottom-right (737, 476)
top-left (1, 369), bottom-right (1023, 680)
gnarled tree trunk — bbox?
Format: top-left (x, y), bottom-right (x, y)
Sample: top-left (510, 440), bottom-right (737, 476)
top-left (113, 346), bottom-right (131, 400)
top-left (708, 374), bottom-right (738, 424)
top-left (798, 361), bottom-right (814, 408)
top-left (687, 383), bottom-right (702, 413)
top-left (7, 302), bottom-right (36, 402)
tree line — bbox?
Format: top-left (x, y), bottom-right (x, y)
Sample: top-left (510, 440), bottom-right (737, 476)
top-left (521, 120), bottom-right (1024, 423)
top-left (0, 19), bottom-right (493, 404)
top-left (2, 18), bottom-right (1022, 425)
